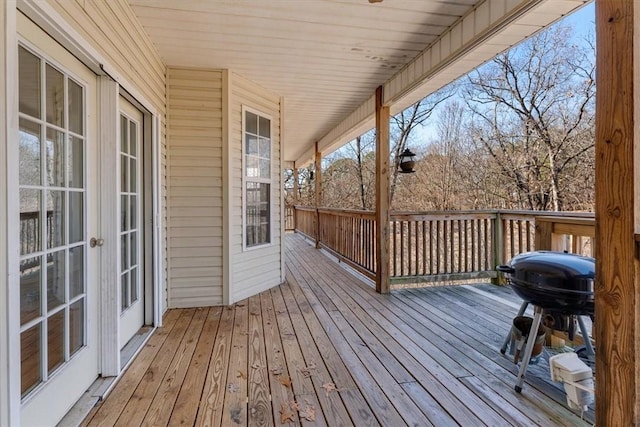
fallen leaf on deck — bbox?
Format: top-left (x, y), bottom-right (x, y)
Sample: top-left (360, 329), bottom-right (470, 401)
top-left (300, 363), bottom-right (317, 377)
top-left (270, 366), bottom-right (283, 376)
top-left (299, 405), bottom-right (316, 421)
top-left (227, 383), bottom-right (239, 393)
top-left (236, 370), bottom-right (247, 379)
top-left (322, 382), bottom-right (338, 396)
top-left (278, 375), bottom-right (292, 388)
top-left (279, 403), bottom-right (295, 424)
top-left (290, 400), bottom-right (300, 411)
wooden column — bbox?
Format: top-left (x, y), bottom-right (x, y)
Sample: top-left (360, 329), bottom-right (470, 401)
top-left (293, 165), bottom-right (299, 231)
top-left (595, 1), bottom-right (639, 424)
top-left (314, 143), bottom-right (322, 248)
top-left (375, 86), bottom-right (390, 294)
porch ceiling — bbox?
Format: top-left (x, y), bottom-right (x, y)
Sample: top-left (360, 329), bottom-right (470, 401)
top-left (128, 0), bottom-right (588, 164)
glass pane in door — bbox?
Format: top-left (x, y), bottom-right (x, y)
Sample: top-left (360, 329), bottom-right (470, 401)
top-left (119, 114), bottom-right (140, 310)
top-left (18, 45), bottom-right (88, 398)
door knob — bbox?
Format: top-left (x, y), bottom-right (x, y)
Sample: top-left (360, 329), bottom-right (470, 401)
top-left (90, 237), bottom-right (104, 248)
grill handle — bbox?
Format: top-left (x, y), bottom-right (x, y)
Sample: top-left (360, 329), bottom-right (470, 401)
top-left (497, 265), bottom-right (515, 274)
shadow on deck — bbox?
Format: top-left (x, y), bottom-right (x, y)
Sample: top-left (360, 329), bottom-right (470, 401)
top-left (81, 233), bottom-right (592, 426)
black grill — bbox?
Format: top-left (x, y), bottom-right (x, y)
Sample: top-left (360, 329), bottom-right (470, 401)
top-left (498, 251), bottom-right (595, 316)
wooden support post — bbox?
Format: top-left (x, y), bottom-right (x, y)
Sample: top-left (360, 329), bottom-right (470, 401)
top-left (595, 1), bottom-right (639, 424)
top-left (293, 165), bottom-right (299, 232)
top-left (314, 143), bottom-right (322, 248)
top-left (491, 212), bottom-right (504, 284)
top-left (534, 218), bottom-right (553, 251)
top-left (375, 86), bottom-right (390, 294)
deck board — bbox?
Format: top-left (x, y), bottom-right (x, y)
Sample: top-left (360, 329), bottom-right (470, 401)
top-left (83, 233), bottom-right (593, 426)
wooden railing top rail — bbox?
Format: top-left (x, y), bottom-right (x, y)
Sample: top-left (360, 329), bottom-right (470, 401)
top-left (317, 207), bottom-right (375, 219)
top-left (293, 206), bottom-right (595, 219)
top-left (391, 212), bottom-right (496, 221)
top-left (294, 206), bottom-right (318, 212)
top-left (536, 215), bottom-right (596, 239)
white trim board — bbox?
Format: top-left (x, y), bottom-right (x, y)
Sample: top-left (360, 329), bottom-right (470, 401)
top-left (1, 2), bottom-right (19, 425)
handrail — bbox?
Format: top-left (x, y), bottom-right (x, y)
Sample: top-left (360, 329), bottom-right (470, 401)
top-left (290, 205), bottom-right (595, 286)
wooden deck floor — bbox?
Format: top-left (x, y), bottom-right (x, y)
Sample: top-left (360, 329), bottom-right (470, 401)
top-left (82, 233), bottom-right (593, 426)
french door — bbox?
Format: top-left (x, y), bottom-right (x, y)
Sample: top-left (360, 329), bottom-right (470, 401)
top-left (119, 98), bottom-right (145, 348)
top-left (18, 13), bottom-right (99, 426)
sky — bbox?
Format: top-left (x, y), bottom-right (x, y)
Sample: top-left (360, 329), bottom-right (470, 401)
top-left (410, 1), bottom-right (595, 149)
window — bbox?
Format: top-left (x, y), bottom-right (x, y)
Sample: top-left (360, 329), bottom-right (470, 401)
top-left (243, 108), bottom-right (271, 248)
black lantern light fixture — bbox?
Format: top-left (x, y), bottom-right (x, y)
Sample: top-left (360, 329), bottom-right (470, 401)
top-left (398, 148), bottom-right (416, 173)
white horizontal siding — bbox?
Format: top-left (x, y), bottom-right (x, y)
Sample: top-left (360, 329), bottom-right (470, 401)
top-left (230, 72), bottom-right (283, 303)
top-left (50, 0), bottom-right (165, 110)
top-left (167, 67), bottom-right (224, 307)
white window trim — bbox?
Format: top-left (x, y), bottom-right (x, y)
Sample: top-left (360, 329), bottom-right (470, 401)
top-left (241, 105), bottom-right (274, 251)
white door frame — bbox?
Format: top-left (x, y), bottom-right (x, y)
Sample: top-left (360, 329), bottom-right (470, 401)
top-left (1, 3), bottom-right (20, 426)
top-left (2, 1), bottom-right (165, 422)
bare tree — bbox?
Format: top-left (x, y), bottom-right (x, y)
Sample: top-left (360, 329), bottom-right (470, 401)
top-left (465, 24), bottom-right (595, 211)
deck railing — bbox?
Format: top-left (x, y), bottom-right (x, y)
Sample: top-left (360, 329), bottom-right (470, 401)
top-left (284, 205), bottom-right (295, 231)
top-left (291, 206), bottom-right (595, 285)
top-left (319, 208), bottom-right (376, 279)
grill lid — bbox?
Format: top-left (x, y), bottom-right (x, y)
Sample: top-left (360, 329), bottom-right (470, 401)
top-left (498, 251), bottom-right (595, 314)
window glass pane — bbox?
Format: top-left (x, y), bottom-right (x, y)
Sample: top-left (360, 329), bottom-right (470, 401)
top-left (20, 256), bottom-right (41, 325)
top-left (121, 273), bottom-right (128, 310)
top-left (20, 189), bottom-right (41, 255)
top-left (130, 195), bottom-right (137, 230)
top-left (46, 127), bottom-right (65, 187)
top-left (259, 159), bottom-right (271, 179)
top-left (121, 154), bottom-right (128, 193)
top-left (19, 47), bottom-right (41, 118)
top-left (246, 156), bottom-right (259, 178)
top-left (246, 135), bottom-right (258, 155)
top-left (19, 119), bottom-right (41, 185)
top-left (129, 158), bottom-right (137, 193)
top-left (130, 232), bottom-right (137, 268)
top-left (258, 137), bottom-right (270, 158)
top-left (68, 136), bottom-right (84, 188)
top-left (47, 191), bottom-right (65, 248)
top-left (245, 111), bottom-right (257, 134)
top-left (130, 268), bottom-right (138, 303)
top-left (46, 64), bottom-right (64, 127)
top-left (259, 116), bottom-right (270, 138)
top-left (129, 121), bottom-right (137, 156)
top-left (245, 183), bottom-right (270, 247)
top-left (120, 115), bottom-right (128, 155)
top-left (68, 79), bottom-right (83, 135)
top-left (47, 309), bottom-right (65, 374)
top-left (21, 323), bottom-right (42, 397)
top-left (69, 191), bottom-right (84, 244)
top-left (121, 195), bottom-right (129, 232)
top-left (47, 250), bottom-right (65, 312)
top-left (260, 183), bottom-right (271, 201)
top-left (260, 222), bottom-right (270, 243)
top-left (121, 233), bottom-right (129, 270)
top-left (69, 299), bottom-right (84, 356)
top-left (69, 245), bottom-right (84, 299)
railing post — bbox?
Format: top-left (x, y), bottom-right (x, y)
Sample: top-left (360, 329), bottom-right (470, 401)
top-left (492, 211), bottom-right (505, 284)
top-left (534, 217), bottom-right (553, 250)
top-left (293, 166), bottom-right (298, 232)
top-left (314, 143), bottom-right (322, 248)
